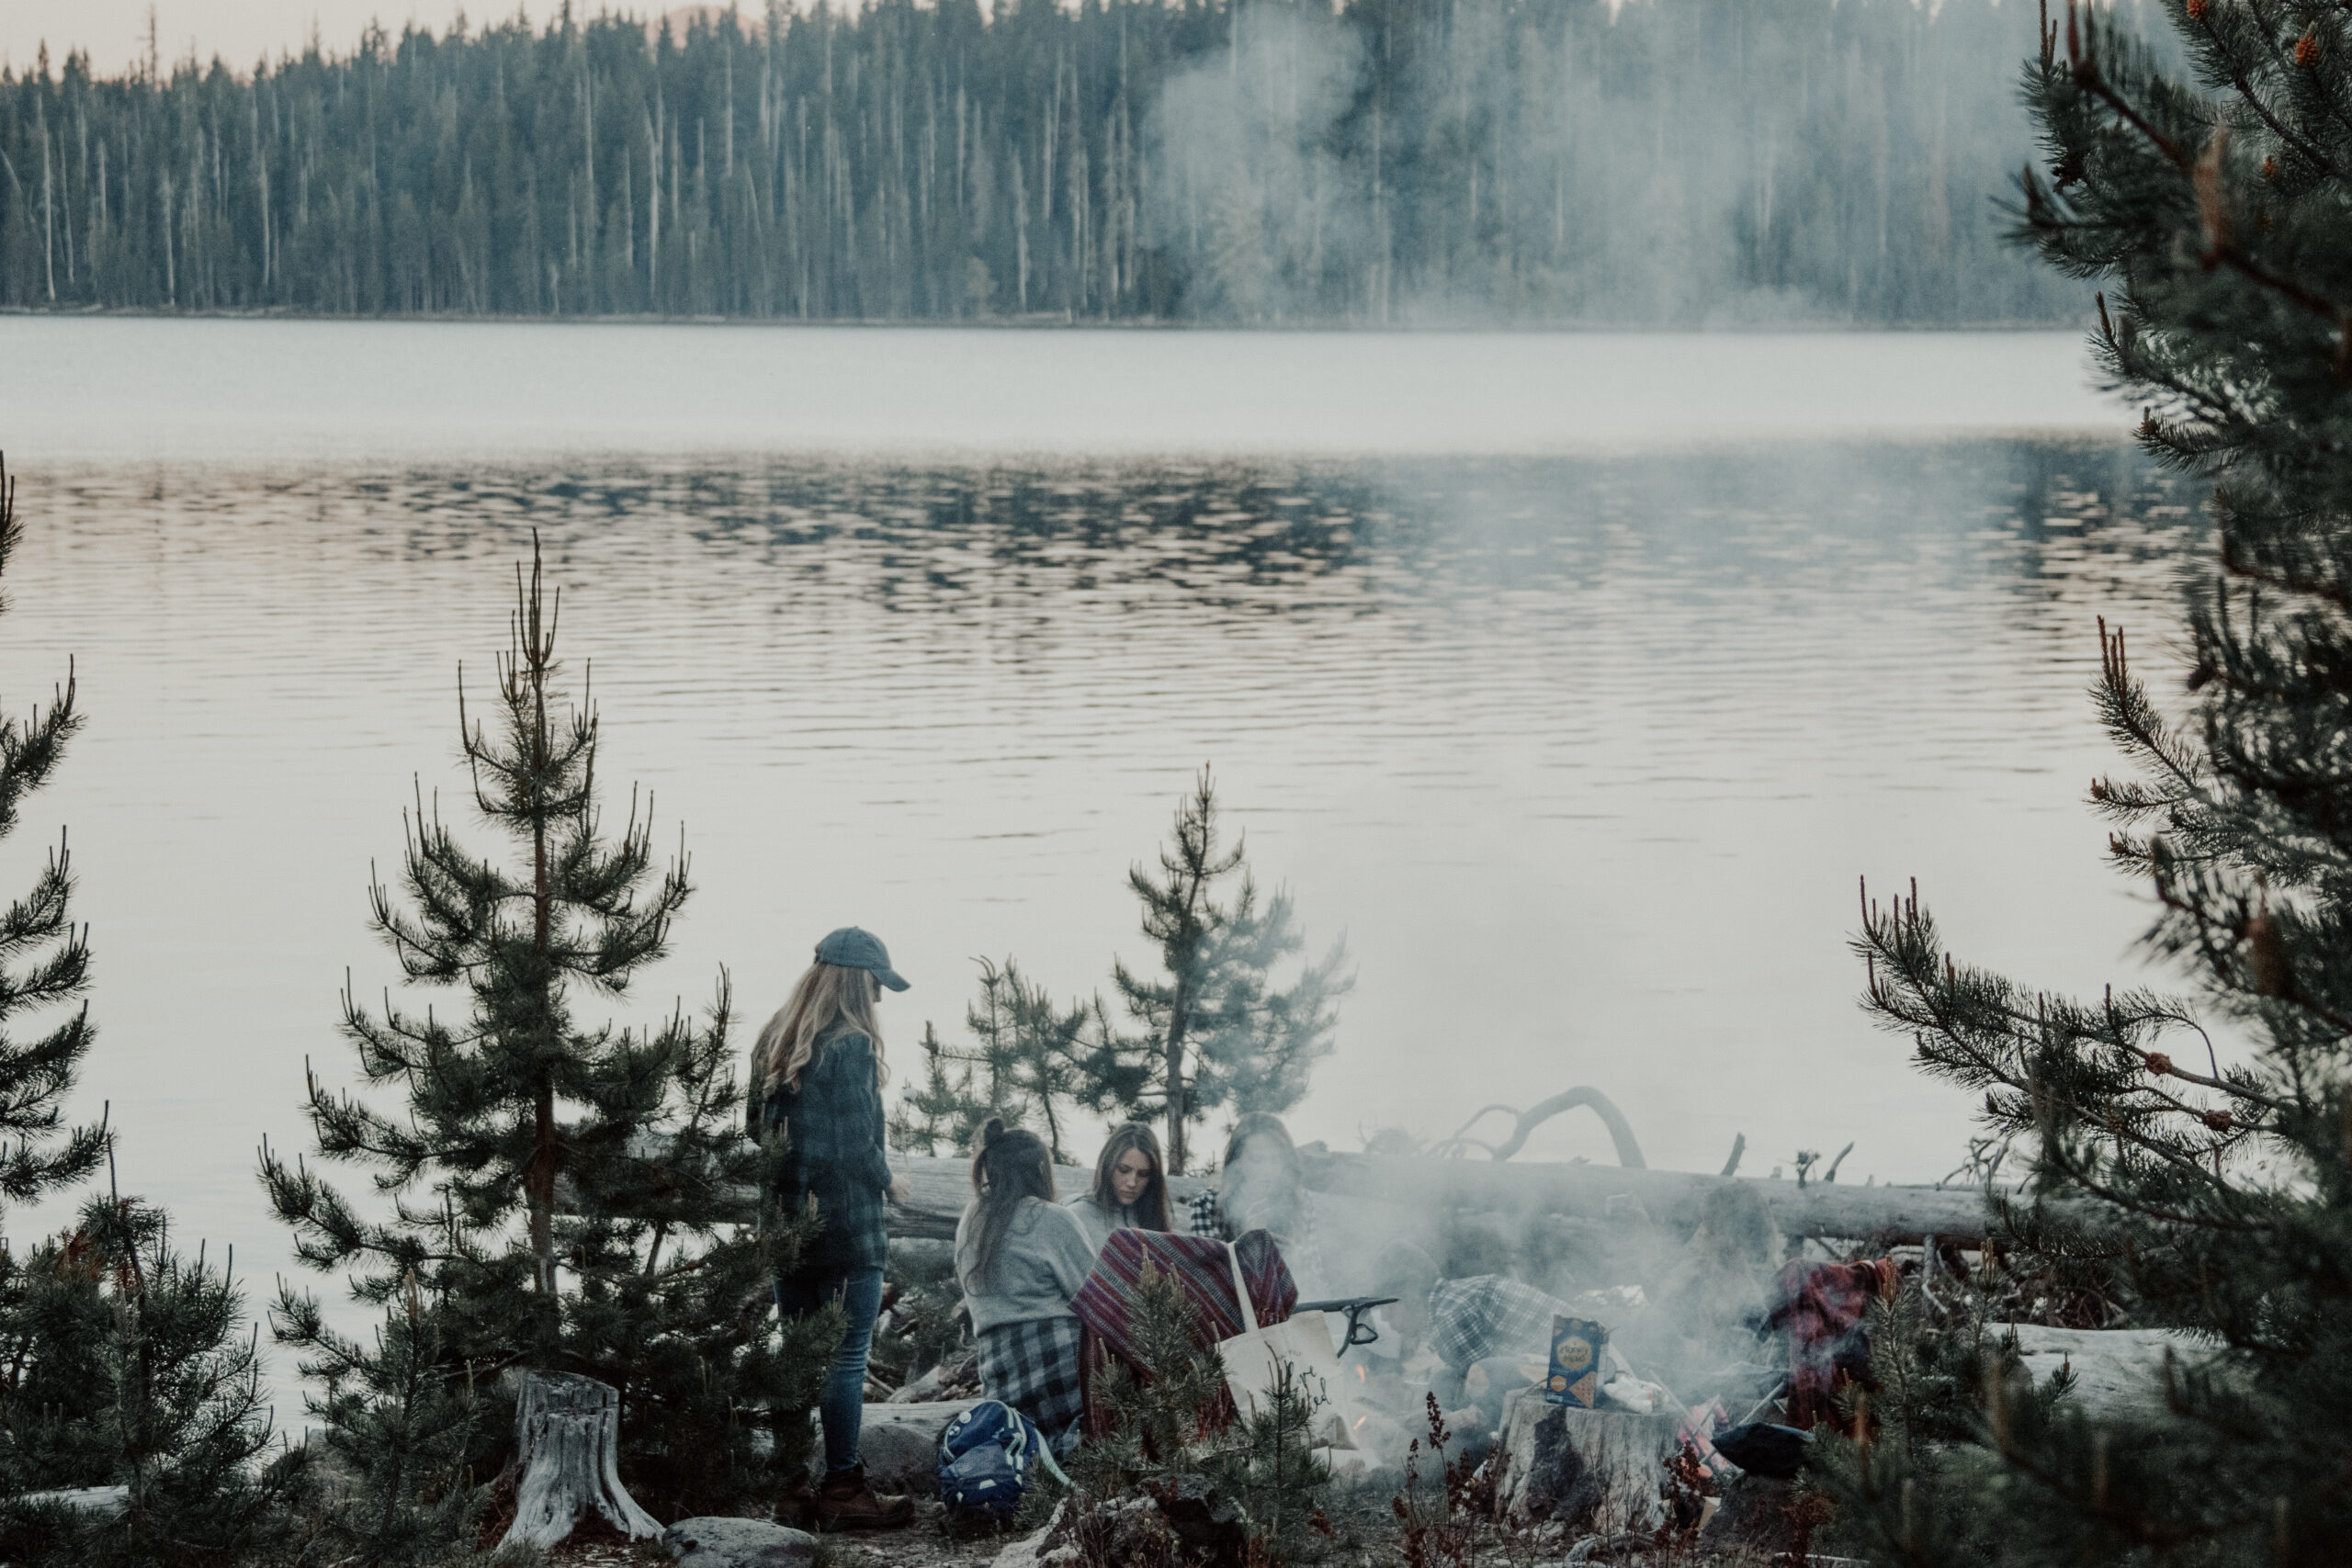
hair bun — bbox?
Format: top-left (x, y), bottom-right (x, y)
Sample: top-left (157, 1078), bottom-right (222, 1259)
top-left (979, 1117), bottom-right (1008, 1150)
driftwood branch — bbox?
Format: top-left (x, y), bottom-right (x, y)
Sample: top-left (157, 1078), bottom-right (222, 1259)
top-left (1433, 1088), bottom-right (1646, 1168)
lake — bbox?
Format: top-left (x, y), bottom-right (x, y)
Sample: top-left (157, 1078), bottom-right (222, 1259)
top-left (0, 318), bottom-right (2189, 1344)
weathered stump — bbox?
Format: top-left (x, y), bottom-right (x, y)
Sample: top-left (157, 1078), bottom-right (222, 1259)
top-left (1493, 1391), bottom-right (1679, 1535)
top-left (501, 1371), bottom-right (662, 1550)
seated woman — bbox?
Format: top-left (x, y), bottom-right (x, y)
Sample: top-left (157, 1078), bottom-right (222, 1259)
top-left (956, 1119), bottom-right (1097, 1455)
top-left (1187, 1112), bottom-right (1330, 1299)
top-left (1065, 1122), bottom-right (1171, 1251)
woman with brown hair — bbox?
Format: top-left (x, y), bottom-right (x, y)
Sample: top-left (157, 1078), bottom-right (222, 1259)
top-left (751, 927), bottom-right (914, 1531)
top-left (1187, 1111), bottom-right (1330, 1298)
top-left (1064, 1121), bottom-right (1171, 1251)
top-left (955, 1118), bottom-right (1096, 1455)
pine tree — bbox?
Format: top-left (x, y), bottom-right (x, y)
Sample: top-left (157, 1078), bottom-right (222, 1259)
top-left (1114, 768), bottom-right (1349, 1174)
top-left (1821, 4), bottom-right (2352, 1560)
top-left (0, 461), bottom-right (278, 1562)
top-left (0, 456), bottom-right (100, 1223)
top-left (1063, 1264), bottom-right (1329, 1568)
top-left (0, 1179), bottom-right (303, 1568)
top-left (890, 958), bottom-right (1144, 1162)
top-left (261, 537), bottom-right (829, 1518)
top-left (268, 1272), bottom-right (488, 1567)
top-left (890, 1020), bottom-right (1007, 1158)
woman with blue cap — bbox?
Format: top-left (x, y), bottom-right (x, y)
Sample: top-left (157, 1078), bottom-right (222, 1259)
top-left (750, 926), bottom-right (913, 1531)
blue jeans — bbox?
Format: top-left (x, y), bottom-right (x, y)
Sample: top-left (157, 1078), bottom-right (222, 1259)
top-left (775, 1265), bottom-right (885, 1478)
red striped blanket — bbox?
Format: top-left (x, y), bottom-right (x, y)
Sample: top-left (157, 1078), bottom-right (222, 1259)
top-left (1071, 1228), bottom-right (1296, 1434)
top-left (1073, 1227), bottom-right (1297, 1355)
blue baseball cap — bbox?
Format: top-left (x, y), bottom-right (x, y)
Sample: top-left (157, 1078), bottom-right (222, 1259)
top-left (815, 926), bottom-right (910, 991)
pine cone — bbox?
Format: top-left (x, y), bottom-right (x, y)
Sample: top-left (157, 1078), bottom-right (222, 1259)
top-left (2296, 28), bottom-right (2320, 66)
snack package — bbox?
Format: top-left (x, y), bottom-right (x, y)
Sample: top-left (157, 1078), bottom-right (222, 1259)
top-left (1544, 1316), bottom-right (1607, 1408)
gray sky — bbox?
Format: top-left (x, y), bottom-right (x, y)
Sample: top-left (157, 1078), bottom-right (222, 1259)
top-left (0, 4), bottom-right (540, 76)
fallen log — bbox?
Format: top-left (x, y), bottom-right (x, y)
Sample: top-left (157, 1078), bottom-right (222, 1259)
top-left (13, 1485), bottom-right (128, 1518)
top-left (2004, 1324), bottom-right (2211, 1424)
top-left (885, 1156), bottom-right (1208, 1242)
top-left (624, 1145), bottom-right (2026, 1250)
top-left (1294, 1148), bottom-right (2036, 1246)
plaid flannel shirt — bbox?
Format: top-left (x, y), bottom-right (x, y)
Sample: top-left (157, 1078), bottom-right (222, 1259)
top-left (756, 1029), bottom-right (892, 1274)
top-left (1425, 1275), bottom-right (1571, 1371)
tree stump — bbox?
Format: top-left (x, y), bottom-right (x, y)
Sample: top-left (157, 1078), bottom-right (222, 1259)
top-left (1493, 1391), bottom-right (1679, 1535)
top-left (501, 1371), bottom-right (662, 1550)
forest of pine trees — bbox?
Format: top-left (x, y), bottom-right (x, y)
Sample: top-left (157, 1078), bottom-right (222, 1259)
top-left (0, 0), bottom-right (2084, 326)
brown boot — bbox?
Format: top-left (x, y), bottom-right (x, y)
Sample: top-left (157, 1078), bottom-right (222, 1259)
top-left (814, 1464), bottom-right (914, 1532)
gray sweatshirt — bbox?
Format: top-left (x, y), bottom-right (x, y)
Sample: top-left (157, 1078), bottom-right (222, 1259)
top-left (955, 1195), bottom-right (1098, 1335)
top-left (1063, 1190), bottom-right (1152, 1253)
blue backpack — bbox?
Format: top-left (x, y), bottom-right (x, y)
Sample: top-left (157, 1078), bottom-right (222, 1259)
top-left (937, 1400), bottom-right (1069, 1521)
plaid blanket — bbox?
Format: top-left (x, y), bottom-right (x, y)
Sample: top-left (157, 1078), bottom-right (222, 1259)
top-left (1765, 1258), bottom-right (1898, 1428)
top-left (1075, 1227), bottom-right (1296, 1352)
top-left (976, 1314), bottom-right (1086, 1455)
top-left (1071, 1228), bottom-right (1296, 1436)
top-left (1425, 1275), bottom-right (1572, 1371)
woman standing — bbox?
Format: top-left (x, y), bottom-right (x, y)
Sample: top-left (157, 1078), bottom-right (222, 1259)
top-left (1064, 1122), bottom-right (1171, 1252)
top-left (752, 927), bottom-right (915, 1532)
top-left (956, 1119), bottom-right (1096, 1455)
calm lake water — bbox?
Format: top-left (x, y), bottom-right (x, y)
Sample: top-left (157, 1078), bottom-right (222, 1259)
top-left (0, 321), bottom-right (2188, 1357)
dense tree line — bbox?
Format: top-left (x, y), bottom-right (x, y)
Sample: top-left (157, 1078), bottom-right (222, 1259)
top-left (0, 0), bottom-right (2083, 325)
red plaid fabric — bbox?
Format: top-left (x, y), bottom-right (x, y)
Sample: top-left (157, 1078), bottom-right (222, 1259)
top-left (1070, 1227), bottom-right (1297, 1435)
top-left (1765, 1258), bottom-right (1898, 1428)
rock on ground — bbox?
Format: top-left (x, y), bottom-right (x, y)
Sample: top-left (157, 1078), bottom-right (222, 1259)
top-left (661, 1517), bottom-right (818, 1568)
top-left (987, 1515), bottom-right (1058, 1568)
top-left (818, 1401), bottom-right (982, 1494)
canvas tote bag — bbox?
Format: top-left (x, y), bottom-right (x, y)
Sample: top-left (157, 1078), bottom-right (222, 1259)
top-left (1216, 1241), bottom-right (1359, 1450)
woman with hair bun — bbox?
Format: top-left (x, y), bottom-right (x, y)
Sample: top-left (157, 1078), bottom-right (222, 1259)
top-left (751, 927), bottom-right (915, 1531)
top-left (955, 1119), bottom-right (1096, 1455)
top-left (1065, 1121), bottom-right (1171, 1252)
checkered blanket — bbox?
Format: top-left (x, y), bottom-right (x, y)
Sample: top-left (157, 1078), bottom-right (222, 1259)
top-left (976, 1315), bottom-right (1086, 1455)
top-left (1426, 1275), bottom-right (1573, 1371)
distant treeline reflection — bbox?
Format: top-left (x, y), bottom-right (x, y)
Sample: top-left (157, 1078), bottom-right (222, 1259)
top-left (0, 0), bottom-right (2086, 324)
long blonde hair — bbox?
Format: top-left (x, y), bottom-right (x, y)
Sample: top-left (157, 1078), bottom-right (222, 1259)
top-left (752, 962), bottom-right (888, 1096)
